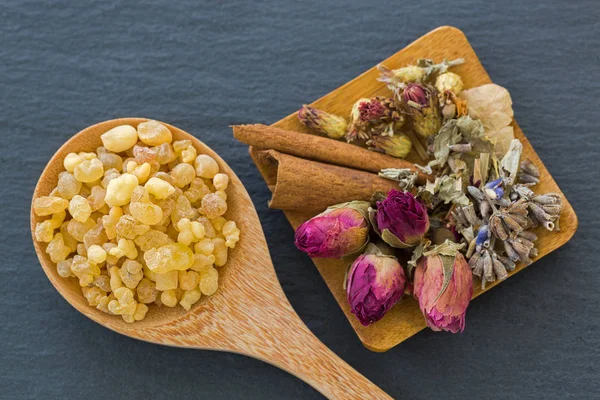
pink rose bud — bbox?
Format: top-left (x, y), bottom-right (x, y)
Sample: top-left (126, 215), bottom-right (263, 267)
top-left (346, 243), bottom-right (407, 326)
top-left (370, 189), bottom-right (429, 248)
top-left (413, 241), bottom-right (473, 333)
top-left (294, 201), bottom-right (369, 258)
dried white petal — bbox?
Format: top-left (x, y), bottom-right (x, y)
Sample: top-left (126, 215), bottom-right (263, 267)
top-left (459, 84), bottom-right (515, 154)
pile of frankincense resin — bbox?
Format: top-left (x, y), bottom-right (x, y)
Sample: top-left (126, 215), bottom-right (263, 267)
top-left (33, 120), bottom-right (240, 322)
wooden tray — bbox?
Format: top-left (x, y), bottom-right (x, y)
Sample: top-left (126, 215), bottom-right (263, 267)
top-left (257, 26), bottom-right (578, 352)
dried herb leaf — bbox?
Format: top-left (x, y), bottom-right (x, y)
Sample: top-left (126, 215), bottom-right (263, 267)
top-left (456, 115), bottom-right (484, 137)
top-left (456, 116), bottom-right (493, 153)
top-left (381, 228), bottom-right (411, 248)
top-left (437, 254), bottom-right (456, 302)
top-left (407, 239), bottom-right (431, 277)
top-left (423, 239), bottom-right (466, 257)
top-left (417, 116), bottom-right (491, 175)
top-left (474, 153), bottom-right (490, 185)
top-left (438, 176), bottom-right (470, 205)
top-left (432, 119), bottom-right (462, 167)
top-left (378, 168), bottom-right (418, 190)
top-left (500, 139), bottom-right (523, 184)
top-left (415, 58), bottom-right (465, 79)
top-left (417, 240), bottom-right (465, 302)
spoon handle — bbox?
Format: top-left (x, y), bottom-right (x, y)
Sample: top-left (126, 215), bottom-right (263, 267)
top-left (261, 320), bottom-right (393, 400)
top-left (135, 275), bottom-right (392, 398)
top-left (215, 289), bottom-right (393, 400)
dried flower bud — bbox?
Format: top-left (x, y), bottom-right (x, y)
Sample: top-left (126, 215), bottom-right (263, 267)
top-left (414, 241), bottom-right (473, 333)
top-left (359, 99), bottom-right (386, 121)
top-left (359, 97), bottom-right (404, 123)
top-left (442, 103), bottom-right (457, 120)
top-left (528, 196), bottom-right (561, 231)
top-left (519, 158), bottom-right (540, 185)
top-left (469, 247), bottom-right (513, 289)
top-left (403, 83), bottom-right (429, 107)
top-left (475, 225), bottom-right (490, 252)
top-left (294, 201), bottom-right (369, 258)
top-left (377, 64), bottom-right (426, 95)
top-left (347, 97), bottom-right (404, 142)
top-left (346, 243), bottom-right (407, 326)
top-left (378, 59), bottom-right (464, 96)
top-left (346, 98), bottom-right (372, 141)
top-left (370, 189), bottom-right (429, 248)
top-left (484, 178), bottom-right (504, 200)
top-left (297, 105), bottom-right (347, 139)
top-left (503, 233), bottom-right (536, 265)
top-left (435, 72), bottom-right (464, 94)
top-left (402, 84), bottom-right (442, 138)
top-left (489, 198), bottom-right (529, 241)
top-left (367, 133), bottom-right (412, 159)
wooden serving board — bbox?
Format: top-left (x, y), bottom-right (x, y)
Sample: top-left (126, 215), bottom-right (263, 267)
top-left (257, 26), bottom-right (578, 352)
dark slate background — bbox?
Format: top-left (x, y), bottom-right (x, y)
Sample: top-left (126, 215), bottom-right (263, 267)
top-left (1, 0), bottom-right (599, 399)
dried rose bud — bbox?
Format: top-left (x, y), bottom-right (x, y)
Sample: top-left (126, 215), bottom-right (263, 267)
top-left (402, 83), bottom-right (442, 138)
top-left (294, 201), bottom-right (369, 258)
top-left (367, 133), bottom-right (412, 159)
top-left (370, 189), bottom-right (429, 248)
top-left (347, 243), bottom-right (407, 326)
top-left (297, 105), bottom-right (347, 139)
top-left (413, 241), bottom-right (473, 333)
top-left (435, 72), bottom-right (464, 94)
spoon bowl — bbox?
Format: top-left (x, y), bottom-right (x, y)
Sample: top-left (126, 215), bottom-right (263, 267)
top-left (31, 118), bottom-right (249, 331)
top-left (31, 118), bottom-right (392, 400)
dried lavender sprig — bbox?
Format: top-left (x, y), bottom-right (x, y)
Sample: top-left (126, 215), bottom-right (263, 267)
top-left (451, 204), bottom-right (480, 230)
top-left (488, 199), bottom-right (529, 241)
top-left (519, 174), bottom-right (540, 185)
top-left (520, 159), bottom-right (540, 177)
top-left (469, 246), bottom-right (516, 290)
top-left (528, 193), bottom-right (562, 231)
top-left (504, 237), bottom-right (534, 265)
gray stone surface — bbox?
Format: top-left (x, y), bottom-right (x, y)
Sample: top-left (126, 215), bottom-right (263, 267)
top-left (1, 0), bottom-right (598, 399)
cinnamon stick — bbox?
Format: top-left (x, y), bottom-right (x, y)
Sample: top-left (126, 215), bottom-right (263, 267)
top-left (234, 124), bottom-right (428, 183)
top-left (249, 147), bottom-right (398, 212)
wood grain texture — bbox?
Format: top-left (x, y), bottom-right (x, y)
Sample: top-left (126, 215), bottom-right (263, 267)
top-left (233, 124), bottom-right (428, 182)
top-left (250, 149), bottom-right (399, 211)
top-left (30, 118), bottom-right (392, 400)
top-left (262, 26), bottom-right (579, 352)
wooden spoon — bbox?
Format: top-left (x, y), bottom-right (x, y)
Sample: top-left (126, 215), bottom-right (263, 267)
top-left (31, 118), bottom-right (393, 400)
